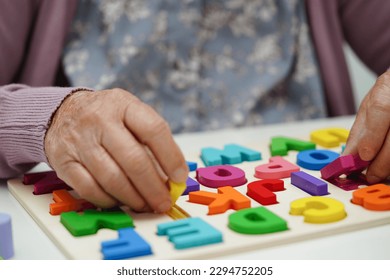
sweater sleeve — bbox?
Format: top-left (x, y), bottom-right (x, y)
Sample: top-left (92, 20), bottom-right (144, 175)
top-left (0, 84), bottom-right (80, 178)
top-left (339, 0), bottom-right (390, 75)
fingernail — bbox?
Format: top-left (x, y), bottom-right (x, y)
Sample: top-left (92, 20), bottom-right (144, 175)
top-left (156, 200), bottom-right (172, 213)
top-left (366, 175), bottom-right (381, 184)
top-left (360, 147), bottom-right (373, 161)
top-left (172, 167), bottom-right (188, 183)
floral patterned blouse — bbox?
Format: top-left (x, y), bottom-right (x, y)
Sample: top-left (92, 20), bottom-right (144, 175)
top-left (63, 0), bottom-right (326, 134)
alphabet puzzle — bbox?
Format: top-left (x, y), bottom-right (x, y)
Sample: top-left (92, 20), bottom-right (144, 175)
top-left (7, 127), bottom-right (390, 259)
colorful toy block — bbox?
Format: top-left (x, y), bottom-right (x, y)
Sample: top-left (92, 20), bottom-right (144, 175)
top-left (320, 154), bottom-right (369, 180)
top-left (201, 144), bottom-right (261, 166)
top-left (0, 213), bottom-right (14, 259)
top-left (352, 184), bottom-right (390, 211)
top-left (255, 156), bottom-right (300, 179)
top-left (101, 227), bottom-right (152, 260)
top-left (157, 217), bottom-right (223, 249)
top-left (186, 161), bottom-right (198, 171)
top-left (228, 207), bottom-right (288, 234)
top-left (168, 181), bottom-right (186, 205)
top-left (320, 154), bottom-right (370, 190)
top-left (270, 137), bottom-right (315, 156)
top-left (310, 128), bottom-right (349, 147)
top-left (23, 170), bottom-right (71, 195)
top-left (291, 171), bottom-right (328, 196)
top-left (296, 149), bottom-right (339, 170)
top-left (189, 186), bottom-right (251, 215)
top-left (60, 210), bottom-right (134, 237)
top-left (49, 190), bottom-right (95, 215)
top-left (246, 179), bottom-right (285, 205)
top-left (196, 165), bottom-right (247, 188)
top-left (290, 197), bottom-right (347, 223)
top-left (183, 177), bottom-right (200, 195)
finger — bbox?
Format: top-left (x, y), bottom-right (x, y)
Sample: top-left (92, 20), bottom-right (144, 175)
top-left (358, 91), bottom-right (390, 160)
top-left (366, 128), bottom-right (390, 184)
top-left (79, 144), bottom-right (149, 212)
top-left (57, 161), bottom-right (117, 208)
top-left (101, 124), bottom-right (172, 213)
top-left (343, 101), bottom-right (366, 156)
top-left (356, 73), bottom-right (390, 160)
top-left (123, 100), bottom-right (189, 183)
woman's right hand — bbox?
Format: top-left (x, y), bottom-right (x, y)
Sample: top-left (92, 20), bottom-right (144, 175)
top-left (44, 88), bottom-right (189, 213)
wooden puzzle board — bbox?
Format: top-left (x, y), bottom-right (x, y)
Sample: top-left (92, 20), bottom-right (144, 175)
top-left (7, 117), bottom-right (390, 260)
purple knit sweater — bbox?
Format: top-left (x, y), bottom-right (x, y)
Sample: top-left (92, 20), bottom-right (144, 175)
top-left (1, 0), bottom-right (389, 178)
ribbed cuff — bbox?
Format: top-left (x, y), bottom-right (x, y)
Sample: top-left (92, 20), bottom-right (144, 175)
top-left (0, 84), bottom-right (86, 177)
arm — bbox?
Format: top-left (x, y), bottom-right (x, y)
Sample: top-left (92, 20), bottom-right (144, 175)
top-left (0, 84), bottom-right (78, 178)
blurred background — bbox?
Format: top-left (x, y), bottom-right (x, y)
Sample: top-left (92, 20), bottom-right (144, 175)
top-left (344, 44), bottom-right (377, 110)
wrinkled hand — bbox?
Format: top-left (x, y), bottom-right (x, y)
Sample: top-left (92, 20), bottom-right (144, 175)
top-left (343, 70), bottom-right (390, 183)
top-left (45, 89), bottom-right (188, 212)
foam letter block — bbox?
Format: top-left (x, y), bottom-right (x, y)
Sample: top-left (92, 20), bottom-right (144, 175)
top-left (320, 154), bottom-right (369, 191)
top-left (291, 171), bottom-right (328, 196)
top-left (228, 207), bottom-right (288, 234)
top-left (183, 177), bottom-right (200, 195)
top-left (200, 144), bottom-right (261, 166)
top-left (310, 128), bottom-right (349, 147)
top-left (246, 179), bottom-right (285, 205)
top-left (297, 149), bottom-right (339, 170)
top-left (189, 186), bottom-right (251, 215)
top-left (0, 213), bottom-right (14, 259)
top-left (157, 217), bottom-right (223, 249)
top-left (50, 190), bottom-right (96, 215)
top-left (351, 184), bottom-right (390, 211)
top-left (254, 156), bottom-right (300, 179)
top-left (290, 197), bottom-right (347, 223)
top-left (24, 171), bottom-right (71, 195)
top-left (101, 227), bottom-right (152, 259)
top-left (196, 165), bottom-right (247, 188)
top-left (169, 181), bottom-right (186, 205)
top-left (270, 137), bottom-right (316, 156)
top-left (60, 210), bottom-right (134, 237)
top-left (321, 154), bottom-right (369, 180)
top-left (186, 161), bottom-right (198, 171)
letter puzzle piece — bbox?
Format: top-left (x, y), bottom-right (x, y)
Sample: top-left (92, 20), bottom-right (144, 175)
top-left (0, 213), bottom-right (14, 259)
top-left (189, 186), bottom-right (251, 215)
top-left (291, 171), bottom-right (328, 196)
top-left (186, 161), bottom-right (198, 171)
top-left (228, 207), bottom-right (288, 234)
top-left (310, 127), bottom-right (349, 147)
top-left (297, 149), bottom-right (339, 170)
top-left (50, 190), bottom-right (96, 215)
top-left (183, 177), bottom-right (200, 195)
top-left (351, 184), bottom-right (390, 211)
top-left (255, 156), bottom-right (300, 179)
top-left (60, 209), bottom-right (134, 237)
top-left (201, 144), bottom-right (261, 166)
top-left (247, 179), bottom-right (285, 205)
top-left (23, 170), bottom-right (71, 195)
top-left (196, 165), bottom-right (247, 188)
top-left (101, 227), bottom-right (152, 260)
top-left (290, 197), bottom-right (347, 223)
top-left (169, 181), bottom-right (186, 205)
top-left (270, 136), bottom-right (315, 156)
top-left (320, 154), bottom-right (369, 190)
top-left (157, 217), bottom-right (223, 249)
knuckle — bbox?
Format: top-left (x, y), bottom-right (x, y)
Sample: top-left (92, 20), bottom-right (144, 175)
top-left (130, 201), bottom-right (148, 213)
top-left (376, 71), bottom-right (390, 88)
top-left (144, 117), bottom-right (171, 142)
top-left (100, 168), bottom-right (124, 187)
top-left (127, 151), bottom-right (149, 175)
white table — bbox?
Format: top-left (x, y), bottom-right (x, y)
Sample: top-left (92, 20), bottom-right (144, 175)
top-left (1, 116), bottom-right (389, 260)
